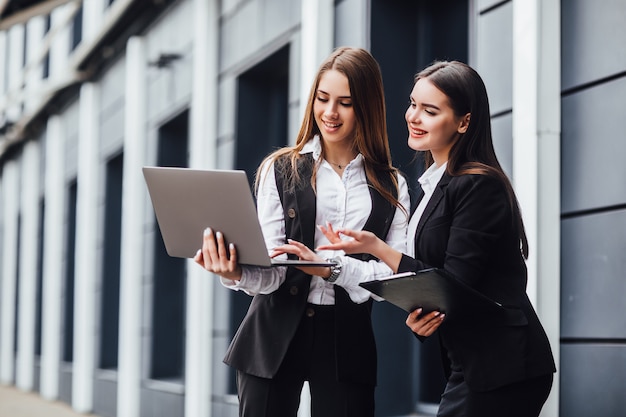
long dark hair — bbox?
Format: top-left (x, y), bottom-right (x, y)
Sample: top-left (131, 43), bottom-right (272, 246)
top-left (416, 61), bottom-right (528, 258)
top-left (256, 46), bottom-right (405, 213)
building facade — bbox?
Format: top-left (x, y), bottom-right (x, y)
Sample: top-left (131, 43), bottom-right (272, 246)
top-left (0, 0), bottom-right (624, 416)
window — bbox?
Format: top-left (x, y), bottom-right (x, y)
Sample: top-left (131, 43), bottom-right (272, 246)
top-left (235, 45), bottom-right (290, 183)
top-left (43, 14), bottom-right (51, 79)
top-left (150, 110), bottom-right (189, 381)
top-left (35, 199), bottom-right (45, 356)
top-left (71, 5), bottom-right (83, 51)
top-left (99, 153), bottom-right (124, 369)
top-left (63, 181), bottom-right (78, 363)
top-left (227, 44), bottom-right (290, 393)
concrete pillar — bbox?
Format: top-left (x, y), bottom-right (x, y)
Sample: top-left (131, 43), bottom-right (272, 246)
top-left (72, 82), bottom-right (100, 413)
top-left (40, 116), bottom-right (66, 400)
top-left (299, 0), bottom-right (334, 121)
top-left (15, 140), bottom-right (41, 391)
top-left (49, 4), bottom-right (72, 85)
top-left (0, 160), bottom-right (19, 384)
top-left (25, 16), bottom-right (45, 112)
top-left (0, 32), bottom-right (7, 120)
top-left (512, 1), bottom-right (561, 416)
top-left (6, 24), bottom-right (25, 122)
top-left (117, 36), bottom-right (147, 417)
top-left (185, 0), bottom-right (219, 415)
top-left (82, 0), bottom-right (106, 43)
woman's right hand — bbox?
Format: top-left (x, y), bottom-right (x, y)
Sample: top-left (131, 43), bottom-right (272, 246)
top-left (317, 223), bottom-right (403, 271)
top-left (194, 227), bottom-right (242, 281)
top-left (316, 224), bottom-right (382, 255)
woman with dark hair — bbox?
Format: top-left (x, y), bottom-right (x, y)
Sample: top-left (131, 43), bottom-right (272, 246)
top-left (194, 46), bottom-right (410, 417)
top-left (318, 61), bottom-right (556, 417)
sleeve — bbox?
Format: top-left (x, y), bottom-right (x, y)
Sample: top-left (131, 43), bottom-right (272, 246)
top-left (398, 174), bottom-right (515, 289)
top-left (442, 174), bottom-right (515, 289)
top-left (333, 172), bottom-right (411, 302)
top-left (397, 252), bottom-right (423, 274)
top-left (219, 159), bottom-right (288, 295)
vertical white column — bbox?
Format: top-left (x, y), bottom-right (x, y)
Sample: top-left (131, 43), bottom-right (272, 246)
top-left (7, 24), bottom-right (25, 122)
top-left (0, 161), bottom-right (19, 384)
top-left (82, 0), bottom-right (106, 43)
top-left (186, 0), bottom-right (219, 416)
top-left (25, 16), bottom-right (45, 112)
top-left (16, 140), bottom-right (41, 391)
top-left (72, 82), bottom-right (100, 413)
top-left (117, 36), bottom-right (146, 417)
top-left (299, 0), bottom-right (334, 120)
top-left (512, 1), bottom-right (560, 416)
top-left (513, 0), bottom-right (539, 303)
top-left (0, 31), bottom-right (7, 121)
top-left (49, 5), bottom-right (72, 86)
top-left (40, 115), bottom-right (66, 400)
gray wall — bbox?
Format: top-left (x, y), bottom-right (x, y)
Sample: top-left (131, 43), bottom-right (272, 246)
top-left (475, 1), bottom-right (514, 177)
top-left (560, 0), bottom-right (626, 416)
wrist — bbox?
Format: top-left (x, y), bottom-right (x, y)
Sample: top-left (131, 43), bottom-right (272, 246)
top-left (324, 256), bottom-right (342, 283)
top-left (323, 266), bottom-right (332, 279)
top-left (223, 266), bottom-right (243, 282)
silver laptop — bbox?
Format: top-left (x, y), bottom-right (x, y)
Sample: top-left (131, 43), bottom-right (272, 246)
top-left (142, 166), bottom-right (333, 268)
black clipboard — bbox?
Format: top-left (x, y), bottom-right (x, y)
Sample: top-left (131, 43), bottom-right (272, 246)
top-left (359, 268), bottom-right (504, 320)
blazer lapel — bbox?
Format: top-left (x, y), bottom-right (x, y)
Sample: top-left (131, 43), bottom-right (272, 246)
top-left (410, 188), bottom-right (425, 216)
top-left (414, 173), bottom-right (451, 241)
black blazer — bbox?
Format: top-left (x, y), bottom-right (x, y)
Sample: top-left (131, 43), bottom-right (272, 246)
top-left (224, 155), bottom-right (397, 385)
top-left (398, 173), bottom-right (556, 392)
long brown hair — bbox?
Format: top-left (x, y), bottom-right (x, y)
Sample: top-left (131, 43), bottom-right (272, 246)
top-left (255, 46), bottom-right (405, 213)
top-left (415, 61), bottom-right (529, 258)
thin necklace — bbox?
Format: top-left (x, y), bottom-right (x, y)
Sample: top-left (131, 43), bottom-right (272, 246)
top-left (327, 160), bottom-right (347, 170)
top-left (326, 154), bottom-right (357, 170)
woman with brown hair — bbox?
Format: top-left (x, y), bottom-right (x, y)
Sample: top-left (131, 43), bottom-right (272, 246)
top-left (195, 46), bottom-right (410, 417)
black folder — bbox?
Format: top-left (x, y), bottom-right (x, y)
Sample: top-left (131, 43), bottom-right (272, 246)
top-left (359, 268), bottom-right (504, 320)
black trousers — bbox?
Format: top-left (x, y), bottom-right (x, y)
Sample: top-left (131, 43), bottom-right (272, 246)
top-left (438, 369), bottom-right (553, 417)
top-left (236, 304), bottom-right (375, 417)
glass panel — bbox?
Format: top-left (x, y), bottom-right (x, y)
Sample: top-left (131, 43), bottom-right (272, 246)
top-left (228, 44), bottom-right (290, 393)
top-left (99, 153), bottom-right (124, 369)
top-left (150, 110), bottom-right (189, 380)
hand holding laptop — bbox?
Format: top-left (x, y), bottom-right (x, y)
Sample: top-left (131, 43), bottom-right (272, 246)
top-left (194, 227), bottom-right (243, 281)
top-left (194, 226), bottom-right (334, 281)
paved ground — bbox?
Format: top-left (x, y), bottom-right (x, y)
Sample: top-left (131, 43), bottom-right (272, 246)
top-left (0, 383), bottom-right (434, 417)
top-left (0, 384), bottom-right (99, 417)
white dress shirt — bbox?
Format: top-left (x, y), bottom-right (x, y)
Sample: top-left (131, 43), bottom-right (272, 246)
top-left (406, 162), bottom-right (447, 257)
top-left (222, 135), bottom-right (410, 304)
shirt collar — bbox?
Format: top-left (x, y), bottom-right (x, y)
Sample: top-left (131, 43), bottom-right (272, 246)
top-left (301, 135), bottom-right (364, 170)
top-left (300, 135), bottom-right (321, 156)
top-left (418, 161), bottom-right (447, 194)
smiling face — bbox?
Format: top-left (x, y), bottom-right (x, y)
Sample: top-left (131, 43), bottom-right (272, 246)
top-left (313, 69), bottom-right (357, 146)
top-left (405, 78), bottom-right (470, 166)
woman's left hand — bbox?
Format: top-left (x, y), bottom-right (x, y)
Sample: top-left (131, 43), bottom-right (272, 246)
top-left (194, 227), bottom-right (242, 281)
top-left (406, 308), bottom-right (445, 337)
